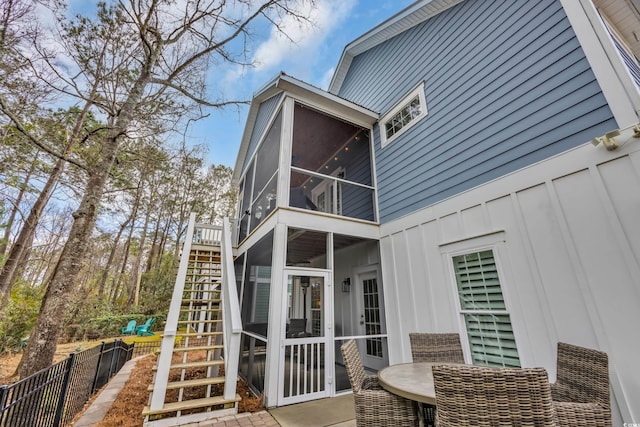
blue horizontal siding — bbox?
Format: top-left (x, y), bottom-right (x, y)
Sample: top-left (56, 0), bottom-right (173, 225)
top-left (242, 93), bottom-right (284, 173)
top-left (342, 149), bottom-right (374, 220)
top-left (337, 0), bottom-right (617, 222)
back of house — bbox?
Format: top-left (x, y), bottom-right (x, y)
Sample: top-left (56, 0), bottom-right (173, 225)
top-left (231, 0), bottom-right (640, 423)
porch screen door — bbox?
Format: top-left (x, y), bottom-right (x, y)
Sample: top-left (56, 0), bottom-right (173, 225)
top-left (278, 272), bottom-right (330, 405)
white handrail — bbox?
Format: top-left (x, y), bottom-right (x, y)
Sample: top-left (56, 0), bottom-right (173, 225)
top-left (194, 223), bottom-right (223, 245)
top-left (221, 217), bottom-right (242, 400)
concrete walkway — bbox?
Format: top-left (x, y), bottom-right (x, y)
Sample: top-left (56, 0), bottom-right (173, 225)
top-left (269, 395), bottom-right (356, 427)
top-left (73, 356), bottom-right (140, 427)
top-left (73, 356), bottom-right (356, 427)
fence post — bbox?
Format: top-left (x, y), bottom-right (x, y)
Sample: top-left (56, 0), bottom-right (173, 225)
top-left (107, 340), bottom-right (118, 382)
top-left (0, 385), bottom-right (6, 421)
top-left (108, 340), bottom-right (119, 379)
top-left (53, 353), bottom-right (76, 427)
top-left (91, 341), bottom-right (107, 394)
top-left (114, 340), bottom-right (124, 371)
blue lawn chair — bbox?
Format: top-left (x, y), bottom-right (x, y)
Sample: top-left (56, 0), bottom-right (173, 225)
top-left (136, 317), bottom-right (156, 336)
top-left (121, 320), bottom-right (136, 335)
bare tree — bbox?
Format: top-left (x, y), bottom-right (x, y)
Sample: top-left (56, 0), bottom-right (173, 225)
top-left (15, 0), bottom-right (311, 378)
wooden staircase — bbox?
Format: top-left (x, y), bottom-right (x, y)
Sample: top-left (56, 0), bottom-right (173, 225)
top-left (143, 221), bottom-right (241, 425)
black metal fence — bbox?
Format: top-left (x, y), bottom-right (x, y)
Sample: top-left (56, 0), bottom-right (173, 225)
top-left (0, 340), bottom-right (134, 427)
top-left (130, 340), bottom-right (161, 358)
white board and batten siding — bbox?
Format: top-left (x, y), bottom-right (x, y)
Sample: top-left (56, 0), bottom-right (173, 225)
top-left (380, 133), bottom-right (640, 424)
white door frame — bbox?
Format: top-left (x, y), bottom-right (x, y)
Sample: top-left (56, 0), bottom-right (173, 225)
top-left (354, 266), bottom-right (388, 371)
top-left (278, 270), bottom-right (333, 405)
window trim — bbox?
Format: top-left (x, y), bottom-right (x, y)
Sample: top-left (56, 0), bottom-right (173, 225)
top-left (379, 82), bottom-right (427, 148)
top-left (440, 234), bottom-right (522, 368)
top-left (311, 167), bottom-right (345, 215)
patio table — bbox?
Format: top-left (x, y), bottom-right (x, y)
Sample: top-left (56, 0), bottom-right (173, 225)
top-left (377, 361), bottom-right (463, 405)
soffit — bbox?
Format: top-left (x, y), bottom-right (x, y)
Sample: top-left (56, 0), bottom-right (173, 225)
top-left (594, 0), bottom-right (640, 59)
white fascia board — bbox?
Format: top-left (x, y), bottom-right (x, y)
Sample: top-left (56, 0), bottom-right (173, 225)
top-left (275, 74), bottom-right (378, 125)
top-left (277, 208), bottom-right (380, 240)
top-left (560, 0), bottom-right (640, 127)
top-left (329, 0), bottom-right (464, 94)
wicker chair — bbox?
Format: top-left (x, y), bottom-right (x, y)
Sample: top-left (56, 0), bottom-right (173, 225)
top-left (409, 333), bottom-right (465, 426)
top-left (409, 333), bottom-right (465, 363)
top-left (433, 364), bottom-right (557, 426)
top-left (551, 342), bottom-right (611, 427)
top-left (340, 339), bottom-right (418, 427)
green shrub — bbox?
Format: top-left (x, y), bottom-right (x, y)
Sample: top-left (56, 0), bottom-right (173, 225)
top-left (83, 313), bottom-right (166, 338)
top-left (0, 283), bottom-right (42, 354)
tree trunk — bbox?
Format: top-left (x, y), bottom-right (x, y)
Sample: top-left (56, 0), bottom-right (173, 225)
top-left (159, 218), bottom-right (171, 262)
top-left (0, 96), bottom-right (94, 312)
top-left (18, 42), bottom-right (161, 377)
top-left (97, 215), bottom-right (132, 298)
top-left (111, 217), bottom-right (135, 305)
top-left (0, 157), bottom-right (64, 312)
top-left (0, 156), bottom-right (37, 257)
top-left (145, 213), bottom-right (163, 272)
top-left (127, 204), bottom-right (151, 309)
top-left (17, 134), bottom-right (119, 378)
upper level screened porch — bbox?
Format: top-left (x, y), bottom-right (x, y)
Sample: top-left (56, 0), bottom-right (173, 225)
top-left (234, 75), bottom-right (380, 245)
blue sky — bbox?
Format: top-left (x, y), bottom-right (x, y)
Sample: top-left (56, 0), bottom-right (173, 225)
top-left (188, 0), bottom-right (416, 168)
top-left (55, 1), bottom-right (416, 168)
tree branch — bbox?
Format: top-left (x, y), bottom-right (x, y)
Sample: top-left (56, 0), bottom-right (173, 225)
top-left (0, 95), bottom-right (88, 171)
top-left (148, 77), bottom-right (249, 107)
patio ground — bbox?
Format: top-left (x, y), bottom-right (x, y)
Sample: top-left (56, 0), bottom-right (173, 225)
top-left (73, 353), bottom-right (356, 427)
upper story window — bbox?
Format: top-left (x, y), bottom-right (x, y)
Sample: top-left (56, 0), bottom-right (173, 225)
top-left (380, 82), bottom-right (427, 148)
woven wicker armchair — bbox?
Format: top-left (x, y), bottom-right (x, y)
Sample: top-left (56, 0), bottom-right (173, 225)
top-left (409, 333), bottom-right (465, 364)
top-left (340, 339), bottom-right (418, 427)
top-left (433, 364), bottom-right (557, 426)
top-left (551, 342), bottom-right (611, 427)
top-left (409, 333), bottom-right (465, 426)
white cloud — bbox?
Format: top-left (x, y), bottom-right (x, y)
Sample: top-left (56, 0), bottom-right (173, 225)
top-left (318, 66), bottom-right (335, 91)
top-left (252, 0), bottom-right (357, 73)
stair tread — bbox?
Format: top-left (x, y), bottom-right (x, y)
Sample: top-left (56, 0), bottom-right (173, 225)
top-left (161, 333), bottom-right (222, 340)
top-left (143, 395), bottom-right (240, 416)
top-left (173, 344), bottom-right (223, 352)
top-left (147, 376), bottom-right (225, 391)
top-left (152, 359), bottom-right (224, 371)
top-left (176, 331), bottom-right (222, 337)
top-left (177, 319), bottom-right (222, 324)
top-left (187, 274), bottom-right (222, 279)
top-left (170, 359), bottom-right (224, 369)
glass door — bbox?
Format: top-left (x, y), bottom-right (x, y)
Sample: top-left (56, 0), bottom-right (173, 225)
top-left (357, 270), bottom-right (387, 370)
top-left (278, 271), bottom-right (331, 405)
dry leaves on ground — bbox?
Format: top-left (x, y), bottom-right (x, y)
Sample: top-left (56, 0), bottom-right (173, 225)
top-left (1, 345), bottom-right (265, 427)
top-left (96, 353), bottom-right (265, 427)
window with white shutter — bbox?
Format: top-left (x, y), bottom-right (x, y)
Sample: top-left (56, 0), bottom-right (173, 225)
top-left (453, 250), bottom-right (520, 368)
